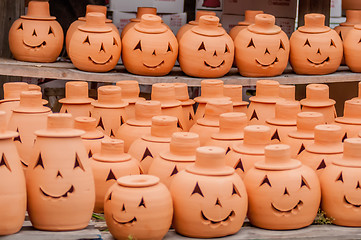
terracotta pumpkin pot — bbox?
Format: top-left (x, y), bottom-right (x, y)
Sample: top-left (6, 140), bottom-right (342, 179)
top-left (8, 1), bottom-right (63, 63)
top-left (174, 83), bottom-right (195, 131)
top-left (297, 124), bottom-right (344, 178)
top-left (122, 14), bottom-right (178, 76)
top-left (69, 12), bottom-right (121, 72)
top-left (170, 146), bottom-right (248, 238)
top-left (344, 24), bottom-right (361, 72)
top-left (0, 111), bottom-right (26, 235)
top-left (116, 80), bottom-right (145, 121)
top-left (224, 84), bottom-right (248, 113)
top-left (343, 0), bottom-right (361, 12)
top-left (26, 113), bottom-right (95, 230)
top-left (290, 13), bottom-right (342, 75)
top-left (179, 15), bottom-right (234, 78)
top-left (244, 144), bottom-right (321, 230)
top-left (335, 99), bottom-right (361, 138)
top-left (229, 10), bottom-right (264, 41)
top-left (226, 125), bottom-right (271, 179)
top-left (148, 132), bottom-right (200, 188)
top-left (121, 7), bottom-right (158, 39)
top-left (235, 14), bottom-right (290, 77)
top-left (104, 175), bottom-right (173, 240)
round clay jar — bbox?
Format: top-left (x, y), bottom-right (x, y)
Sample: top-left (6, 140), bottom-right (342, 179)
top-left (344, 24), bottom-right (361, 72)
top-left (121, 7), bottom-right (158, 38)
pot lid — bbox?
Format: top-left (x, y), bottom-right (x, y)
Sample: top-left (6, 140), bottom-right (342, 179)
top-left (135, 7), bottom-right (157, 20)
top-left (134, 14), bottom-right (168, 34)
top-left (142, 115), bottom-right (178, 143)
top-left (266, 100), bottom-right (300, 126)
top-left (92, 85), bottom-right (128, 108)
top-left (334, 138), bottom-right (361, 167)
top-left (0, 111), bottom-right (18, 139)
top-left (116, 80), bottom-right (144, 103)
top-left (78, 12), bottom-right (112, 33)
top-left (74, 116), bottom-right (104, 139)
top-left (238, 10), bottom-right (263, 26)
top-left (117, 174), bottom-right (159, 188)
top-left (197, 100), bottom-right (233, 127)
top-left (232, 125), bottom-right (271, 155)
top-left (249, 80), bottom-right (280, 103)
top-left (0, 82), bottom-right (28, 102)
top-left (340, 10), bottom-right (361, 26)
top-left (194, 79), bottom-right (230, 103)
top-left (248, 14), bottom-right (281, 35)
top-left (300, 84), bottom-right (335, 107)
top-left (335, 99), bottom-right (361, 125)
top-left (223, 84), bottom-right (249, 106)
top-left (127, 100), bottom-right (162, 126)
top-left (306, 124), bottom-right (343, 154)
top-left (212, 112), bottom-right (247, 140)
top-left (160, 132), bottom-right (199, 162)
top-left (59, 81), bottom-right (94, 104)
top-left (78, 4), bottom-right (112, 23)
top-left (298, 13), bottom-right (331, 33)
top-left (192, 15), bottom-right (226, 36)
top-left (92, 139), bottom-right (132, 162)
top-left (13, 91), bottom-right (51, 113)
top-left (189, 10), bottom-right (216, 25)
top-left (35, 113), bottom-right (84, 137)
top-left (151, 83), bottom-right (181, 108)
top-left (279, 84), bottom-right (296, 101)
top-left (174, 82), bottom-right (190, 101)
top-left (21, 1), bottom-right (56, 20)
top-left (288, 112), bottom-right (325, 139)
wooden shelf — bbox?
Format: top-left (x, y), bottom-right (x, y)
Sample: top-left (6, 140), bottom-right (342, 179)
top-left (1, 57), bottom-right (361, 87)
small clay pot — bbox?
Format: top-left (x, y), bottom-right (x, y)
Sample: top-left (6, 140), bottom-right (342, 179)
top-left (28, 84), bottom-right (41, 91)
top-left (279, 84), bottom-right (296, 102)
top-left (174, 83), bottom-right (195, 131)
top-left (229, 10), bottom-right (264, 41)
top-left (121, 7), bottom-right (157, 38)
top-left (344, 23), bottom-right (361, 72)
top-left (223, 84), bottom-right (248, 113)
top-left (343, 0), bottom-right (361, 11)
top-left (335, 99), bottom-right (361, 138)
top-left (116, 80), bottom-right (145, 121)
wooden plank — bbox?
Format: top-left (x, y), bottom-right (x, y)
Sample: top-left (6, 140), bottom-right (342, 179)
top-left (298, 0), bottom-right (331, 27)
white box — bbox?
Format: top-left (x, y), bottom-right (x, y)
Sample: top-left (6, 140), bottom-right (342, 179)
top-left (196, 0), bottom-right (223, 11)
top-left (330, 17), bottom-right (346, 29)
top-left (331, 0), bottom-right (342, 17)
top-left (110, 11), bottom-right (137, 33)
top-left (110, 0), bottom-right (184, 13)
top-left (159, 12), bottom-right (187, 35)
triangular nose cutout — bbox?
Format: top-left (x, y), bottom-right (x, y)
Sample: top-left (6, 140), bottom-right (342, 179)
top-left (152, 50), bottom-right (156, 56)
top-left (317, 48), bottom-right (321, 54)
top-left (215, 198), bottom-right (222, 207)
top-left (283, 187), bottom-right (289, 195)
top-left (100, 43), bottom-right (105, 53)
top-left (265, 48), bottom-right (270, 55)
top-left (213, 50), bottom-right (217, 56)
top-left (56, 171), bottom-right (63, 178)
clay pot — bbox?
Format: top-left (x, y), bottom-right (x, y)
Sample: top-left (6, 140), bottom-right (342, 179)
top-left (7, 91), bottom-right (51, 169)
top-left (59, 81), bottom-right (93, 119)
top-left (8, 1), bottom-right (63, 63)
top-left (226, 125), bottom-right (271, 179)
top-left (352, 82), bottom-right (361, 100)
top-left (235, 14), bottom-right (290, 77)
top-left (344, 23), bottom-right (361, 72)
top-left (28, 84), bottom-right (40, 91)
top-left (122, 14), bottom-right (178, 76)
top-left (244, 144), bottom-right (321, 230)
top-left (116, 100), bottom-right (162, 152)
top-left (69, 12), bottom-right (121, 72)
top-left (91, 85), bottom-right (128, 138)
top-left (290, 13), bottom-right (342, 75)
top-left (297, 124), bottom-right (344, 178)
top-left (343, 0), bottom-right (361, 12)
top-left (90, 139), bottom-right (141, 213)
top-left (26, 113), bottom-right (95, 230)
top-left (224, 84), bottom-right (248, 113)
top-left (247, 80), bottom-right (280, 125)
top-left (283, 112), bottom-right (325, 159)
top-left (148, 132), bottom-right (200, 188)
top-left (320, 138), bottom-right (361, 226)
top-left (170, 146), bottom-right (247, 238)
top-left (121, 7), bottom-right (157, 38)
top-left (229, 10), bottom-right (264, 41)
top-left (174, 83), bottom-right (195, 131)
top-left (104, 175), bottom-right (173, 240)
top-left (279, 84), bottom-right (296, 101)
top-left (335, 99), bottom-right (361, 138)
top-left (116, 80), bottom-right (145, 121)
top-left (189, 100), bottom-right (233, 146)
top-left (0, 111), bottom-right (26, 235)
top-left (300, 84), bottom-right (336, 123)
top-left (128, 116), bottom-right (179, 173)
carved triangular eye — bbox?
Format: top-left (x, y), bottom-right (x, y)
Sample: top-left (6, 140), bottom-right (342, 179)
top-left (232, 184), bottom-right (241, 197)
top-left (298, 144), bottom-right (305, 155)
top-left (198, 42), bottom-right (206, 51)
top-left (35, 153), bottom-right (44, 169)
top-left (167, 43), bottom-right (173, 52)
top-left (134, 40), bottom-right (142, 51)
top-left (250, 110), bottom-right (259, 121)
top-left (235, 158), bottom-right (244, 172)
top-left (113, 37), bottom-right (118, 46)
top-left (138, 197), bottom-right (146, 208)
top-left (330, 39), bottom-right (336, 47)
top-left (271, 130), bottom-right (280, 141)
top-left (260, 175), bottom-right (271, 187)
top-left (316, 159), bottom-right (326, 170)
top-left (191, 182), bottom-right (204, 197)
top-left (97, 117), bottom-right (105, 130)
top-left (225, 44), bottom-right (230, 53)
top-left (141, 148), bottom-right (153, 161)
top-left (339, 31), bottom-right (343, 41)
top-left (170, 165), bottom-right (178, 176)
top-left (74, 153), bottom-right (85, 171)
top-left (107, 192), bottom-right (112, 201)
top-left (0, 153), bottom-right (11, 171)
top-left (48, 26), bottom-right (54, 35)
top-left (189, 112), bottom-right (193, 121)
top-left (106, 169), bottom-right (117, 181)
top-left (18, 23), bottom-right (23, 30)
top-left (177, 120), bottom-right (183, 130)
top-left (83, 36), bottom-right (90, 45)
top-left (88, 150), bottom-right (93, 158)
top-left (110, 129), bottom-right (115, 138)
top-left (358, 38), bottom-right (361, 43)
top-left (336, 172), bottom-right (343, 182)
top-left (247, 38), bottom-right (255, 48)
top-left (342, 132), bottom-right (347, 142)
top-left (304, 39), bottom-right (311, 47)
top-left (279, 40), bottom-right (285, 50)
top-left (301, 176), bottom-right (310, 189)
top-left (225, 147), bottom-right (231, 155)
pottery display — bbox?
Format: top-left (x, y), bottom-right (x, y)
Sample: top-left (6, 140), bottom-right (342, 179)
top-left (179, 15), bottom-right (234, 78)
top-left (8, 0), bottom-right (63, 63)
top-left (223, 84), bottom-right (248, 113)
top-left (0, 111), bottom-right (26, 235)
top-left (26, 113), bottom-right (95, 230)
top-left (122, 14), bottom-right (178, 76)
top-left (174, 83), bottom-right (195, 131)
top-left (235, 14), bottom-right (290, 77)
top-left (300, 84), bottom-right (336, 123)
top-left (59, 81), bottom-right (93, 119)
top-left (335, 99), bottom-right (361, 138)
top-left (290, 13), bottom-right (342, 75)
top-left (116, 80), bottom-right (145, 121)
top-left (69, 12), bottom-right (121, 72)
top-left (104, 175), bottom-right (173, 240)
top-left (91, 85), bottom-right (128, 138)
top-left (344, 23), bottom-right (361, 72)
top-left (148, 132), bottom-right (200, 188)
top-left (244, 144), bottom-right (321, 230)
top-left (226, 125), bottom-right (271, 179)
top-left (170, 146), bottom-right (247, 238)
top-left (229, 10), bottom-right (264, 41)
top-left (121, 7), bottom-right (158, 38)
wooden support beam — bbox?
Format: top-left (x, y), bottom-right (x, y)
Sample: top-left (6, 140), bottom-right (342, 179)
top-left (298, 0), bottom-right (331, 27)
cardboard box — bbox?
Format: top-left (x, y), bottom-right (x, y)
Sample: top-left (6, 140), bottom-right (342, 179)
top-left (109, 0), bottom-right (184, 13)
top-left (196, 0), bottom-right (223, 11)
top-left (330, 17), bottom-right (346, 29)
top-left (331, 0), bottom-right (342, 17)
top-left (220, 14), bottom-right (243, 32)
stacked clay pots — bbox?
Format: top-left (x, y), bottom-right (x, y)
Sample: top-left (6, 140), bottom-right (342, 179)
top-left (229, 10), bottom-right (264, 41)
top-left (174, 83), bottom-right (195, 131)
top-left (121, 7), bottom-right (158, 38)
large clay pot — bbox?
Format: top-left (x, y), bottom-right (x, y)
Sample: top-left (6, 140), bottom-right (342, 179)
top-left (344, 23), bottom-right (361, 72)
top-left (335, 99), bottom-right (361, 138)
top-left (116, 80), bottom-right (145, 121)
top-left (148, 132), bottom-right (200, 188)
top-left (224, 84), bottom-right (248, 113)
top-left (244, 144), bottom-right (321, 230)
top-left (174, 83), bottom-right (195, 131)
top-left (300, 84), bottom-right (337, 123)
top-left (116, 100), bottom-right (162, 152)
top-left (343, 0), bottom-right (361, 12)
top-left (26, 113), bottom-right (95, 230)
top-left (170, 146), bottom-right (248, 238)
top-left (290, 13), bottom-right (343, 75)
top-left (229, 10), bottom-right (264, 41)
top-left (59, 81), bottom-right (93, 119)
top-left (90, 139), bottom-right (141, 213)
top-left (121, 7), bottom-right (157, 38)
top-left (69, 12), bottom-right (121, 72)
top-left (122, 14), bottom-right (178, 76)
top-left (226, 125), bottom-right (271, 179)
top-left (128, 116), bottom-right (178, 173)
top-left (8, 0), bottom-right (63, 63)
top-left (0, 111), bottom-right (26, 235)
top-left (91, 85), bottom-right (128, 138)
top-left (8, 91), bottom-right (51, 169)
top-left (104, 175), bottom-right (173, 240)
top-left (235, 14), bottom-right (290, 77)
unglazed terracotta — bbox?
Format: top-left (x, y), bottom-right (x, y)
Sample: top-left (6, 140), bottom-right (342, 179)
top-left (26, 113), bottom-right (95, 230)
top-left (320, 138), bottom-right (361, 226)
top-left (297, 124), bottom-right (344, 178)
top-left (149, 132), bottom-right (200, 188)
top-left (128, 116), bottom-right (179, 173)
top-left (344, 24), bottom-right (361, 72)
top-left (300, 84), bottom-right (336, 123)
top-left (121, 7), bottom-right (157, 38)
top-left (226, 125), bottom-right (271, 179)
top-left (352, 81), bottom-right (361, 100)
top-left (116, 80), bottom-right (145, 121)
top-left (116, 100), bottom-right (162, 152)
top-left (279, 84), bottom-right (296, 101)
top-left (28, 84), bottom-right (41, 91)
top-left (59, 81), bottom-right (93, 119)
top-left (0, 111), bottom-right (26, 235)
top-left (189, 100), bottom-right (233, 146)
top-left (90, 139), bottom-right (141, 213)
top-left (122, 14), bottom-right (178, 76)
top-left (8, 0), bottom-right (63, 63)
top-left (174, 83), bottom-right (195, 131)
top-left (7, 91), bottom-right (51, 169)
top-left (244, 144), bottom-right (320, 230)
top-left (290, 13), bottom-right (342, 75)
top-left (224, 85), bottom-right (248, 113)
top-left (343, 0), bottom-right (361, 11)
top-left (91, 85), bottom-right (128, 138)
top-left (235, 14), bottom-right (290, 77)
top-left (179, 16), bottom-right (234, 78)
top-left (69, 12), bottom-right (121, 72)
top-left (335, 99), bottom-right (361, 138)
top-left (104, 175), bottom-right (173, 240)
top-left (229, 10), bottom-right (264, 41)
top-left (170, 146), bottom-right (247, 238)
top-left (284, 112), bottom-right (325, 159)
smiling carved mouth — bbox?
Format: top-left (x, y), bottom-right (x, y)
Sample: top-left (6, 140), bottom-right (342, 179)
top-left (112, 215), bottom-right (137, 226)
top-left (271, 200), bottom-right (303, 214)
top-left (344, 196), bottom-right (361, 208)
top-left (201, 210), bottom-right (235, 225)
top-left (255, 57), bottom-right (279, 67)
top-left (40, 185), bottom-right (74, 199)
top-left (23, 40), bottom-right (46, 49)
top-left (307, 57), bottom-right (330, 65)
top-left (143, 60), bottom-right (165, 69)
top-left (204, 60), bottom-right (225, 69)
top-left (88, 55), bottom-right (113, 65)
